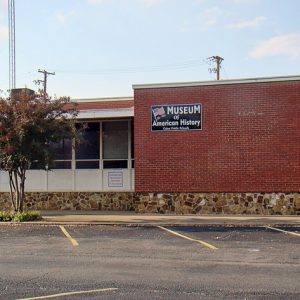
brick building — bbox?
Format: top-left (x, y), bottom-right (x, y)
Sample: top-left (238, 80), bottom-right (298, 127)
top-left (134, 76), bottom-right (300, 193)
top-left (0, 75), bottom-right (299, 214)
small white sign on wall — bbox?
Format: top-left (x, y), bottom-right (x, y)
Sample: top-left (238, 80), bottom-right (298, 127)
top-left (108, 171), bottom-right (124, 187)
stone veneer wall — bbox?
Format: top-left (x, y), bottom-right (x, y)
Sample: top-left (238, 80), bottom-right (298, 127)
top-left (0, 192), bottom-right (300, 215)
top-left (0, 192), bottom-right (135, 211)
top-left (135, 193), bottom-right (300, 215)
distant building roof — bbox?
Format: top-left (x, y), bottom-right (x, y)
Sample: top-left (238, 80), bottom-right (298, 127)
top-left (66, 96), bottom-right (134, 119)
top-left (68, 96), bottom-right (134, 111)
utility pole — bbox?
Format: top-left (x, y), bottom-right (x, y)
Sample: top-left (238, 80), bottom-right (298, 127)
top-left (34, 69), bottom-right (55, 98)
top-left (207, 56), bottom-right (224, 80)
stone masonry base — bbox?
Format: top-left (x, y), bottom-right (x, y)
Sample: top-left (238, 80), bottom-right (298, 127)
top-left (1, 192), bottom-right (300, 215)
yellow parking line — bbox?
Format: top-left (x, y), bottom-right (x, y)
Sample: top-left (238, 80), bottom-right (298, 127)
top-left (59, 225), bottom-right (79, 247)
top-left (157, 226), bottom-right (218, 250)
top-left (266, 226), bottom-right (300, 237)
top-left (17, 288), bottom-right (118, 300)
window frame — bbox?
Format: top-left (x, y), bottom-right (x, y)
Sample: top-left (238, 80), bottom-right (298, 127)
top-left (28, 119), bottom-right (134, 171)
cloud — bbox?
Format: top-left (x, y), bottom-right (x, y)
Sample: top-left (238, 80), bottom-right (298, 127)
top-left (228, 16), bottom-right (267, 29)
top-left (86, 0), bottom-right (162, 6)
top-left (250, 33), bottom-right (300, 60)
top-left (178, 6), bottom-right (222, 32)
top-left (86, 0), bottom-right (107, 4)
top-left (227, 0), bottom-right (260, 3)
top-left (202, 6), bottom-right (222, 28)
top-left (55, 10), bottom-right (76, 24)
top-left (0, 25), bottom-right (8, 40)
top-left (137, 0), bottom-right (162, 6)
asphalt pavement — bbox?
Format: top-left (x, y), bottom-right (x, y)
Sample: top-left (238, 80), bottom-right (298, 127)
top-left (0, 224), bottom-right (299, 299)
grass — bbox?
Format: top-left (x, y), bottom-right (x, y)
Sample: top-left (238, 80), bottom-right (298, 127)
top-left (0, 211), bottom-right (42, 222)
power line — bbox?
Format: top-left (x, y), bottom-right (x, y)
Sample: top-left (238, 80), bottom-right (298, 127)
top-left (54, 58), bottom-right (209, 75)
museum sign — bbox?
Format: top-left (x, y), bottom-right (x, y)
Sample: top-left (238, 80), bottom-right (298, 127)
top-left (151, 103), bottom-right (202, 131)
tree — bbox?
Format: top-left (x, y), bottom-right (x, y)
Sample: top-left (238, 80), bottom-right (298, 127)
top-left (0, 90), bottom-right (77, 212)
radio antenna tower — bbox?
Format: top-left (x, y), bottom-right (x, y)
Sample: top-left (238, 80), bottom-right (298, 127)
top-left (8, 0), bottom-right (16, 90)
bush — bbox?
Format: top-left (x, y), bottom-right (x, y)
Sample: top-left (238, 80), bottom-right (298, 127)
top-left (0, 211), bottom-right (14, 222)
top-left (0, 211), bottom-right (42, 222)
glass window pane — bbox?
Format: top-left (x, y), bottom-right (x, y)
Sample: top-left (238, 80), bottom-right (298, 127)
top-left (103, 160), bottom-right (128, 169)
top-left (49, 139), bottom-right (72, 160)
top-left (50, 161), bottom-right (72, 169)
top-left (103, 121), bottom-right (128, 159)
top-left (76, 161), bottom-right (99, 169)
top-left (76, 123), bottom-right (100, 160)
top-left (30, 161), bottom-right (43, 170)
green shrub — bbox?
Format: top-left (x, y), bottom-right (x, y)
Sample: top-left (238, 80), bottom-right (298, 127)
top-left (0, 211), bottom-right (42, 222)
top-left (0, 211), bottom-right (14, 222)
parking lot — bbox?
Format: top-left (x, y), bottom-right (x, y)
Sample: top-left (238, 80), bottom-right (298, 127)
top-left (0, 225), bottom-right (299, 299)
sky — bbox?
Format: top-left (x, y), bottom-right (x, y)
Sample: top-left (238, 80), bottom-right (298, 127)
top-left (0, 0), bottom-right (300, 99)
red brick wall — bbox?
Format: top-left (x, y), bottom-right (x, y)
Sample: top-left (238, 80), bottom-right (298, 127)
top-left (134, 80), bottom-right (300, 192)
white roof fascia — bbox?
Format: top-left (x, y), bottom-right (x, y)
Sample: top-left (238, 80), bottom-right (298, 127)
top-left (73, 96), bottom-right (133, 103)
top-left (132, 75), bottom-right (300, 90)
top-left (76, 108), bottom-right (134, 119)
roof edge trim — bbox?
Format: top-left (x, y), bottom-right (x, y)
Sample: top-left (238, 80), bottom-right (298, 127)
top-left (72, 96), bottom-right (133, 103)
top-left (132, 75), bottom-right (300, 90)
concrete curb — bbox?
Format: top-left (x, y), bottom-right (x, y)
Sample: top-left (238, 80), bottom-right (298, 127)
top-left (0, 213), bottom-right (299, 227)
top-left (0, 220), bottom-right (300, 227)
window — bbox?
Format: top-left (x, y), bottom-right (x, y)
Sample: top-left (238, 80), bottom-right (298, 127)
top-left (76, 123), bottom-right (100, 169)
top-left (50, 139), bottom-right (72, 160)
top-left (28, 120), bottom-right (133, 170)
top-left (103, 121), bottom-right (128, 169)
top-left (44, 139), bottom-right (72, 170)
top-left (50, 160), bottom-right (72, 169)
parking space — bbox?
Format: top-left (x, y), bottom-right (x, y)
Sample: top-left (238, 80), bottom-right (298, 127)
top-left (0, 225), bottom-right (299, 299)
top-left (161, 226), bottom-right (300, 266)
top-left (167, 225), bottom-right (300, 248)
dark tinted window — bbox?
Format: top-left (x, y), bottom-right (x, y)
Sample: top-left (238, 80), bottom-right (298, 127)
top-left (76, 123), bottom-right (100, 160)
top-left (76, 161), bottom-right (99, 169)
top-left (103, 160), bottom-right (128, 169)
top-left (103, 121), bottom-right (128, 159)
top-left (49, 139), bottom-right (72, 160)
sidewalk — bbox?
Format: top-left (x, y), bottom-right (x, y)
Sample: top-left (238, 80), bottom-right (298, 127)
top-left (31, 211), bottom-right (300, 226)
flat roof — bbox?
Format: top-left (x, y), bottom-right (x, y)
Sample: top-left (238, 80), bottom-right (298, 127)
top-left (76, 107), bottom-right (134, 119)
top-left (72, 96), bottom-right (133, 103)
top-left (65, 96), bottom-right (134, 114)
top-left (132, 75), bottom-right (300, 90)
